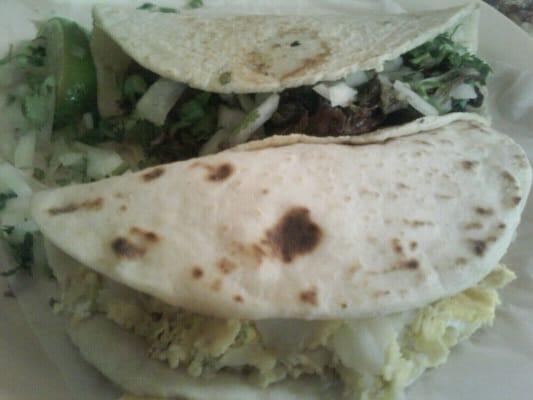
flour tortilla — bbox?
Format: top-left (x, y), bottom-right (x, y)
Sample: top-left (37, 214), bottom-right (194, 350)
top-left (67, 316), bottom-right (339, 400)
top-left (91, 4), bottom-right (479, 94)
top-left (32, 114), bottom-right (531, 320)
top-left (43, 241), bottom-right (340, 400)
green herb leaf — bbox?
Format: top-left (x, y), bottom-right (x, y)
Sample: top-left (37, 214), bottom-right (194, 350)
top-left (138, 3), bottom-right (178, 13)
top-left (1, 233), bottom-right (34, 277)
top-left (187, 0), bottom-right (204, 9)
top-left (0, 192), bottom-right (16, 211)
top-left (33, 168), bottom-right (46, 180)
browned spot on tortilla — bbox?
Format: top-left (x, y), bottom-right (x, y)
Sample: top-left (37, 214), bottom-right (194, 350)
top-left (464, 222), bottom-right (483, 230)
top-left (130, 227), bottom-right (159, 243)
top-left (48, 198), bottom-right (103, 215)
top-left (397, 183), bottom-right (411, 190)
top-left (263, 207), bottom-right (322, 263)
top-left (208, 163), bottom-right (233, 181)
top-left (469, 240), bottom-right (487, 256)
top-left (347, 263), bottom-right (360, 275)
top-left (512, 196), bottom-right (521, 206)
top-left (367, 236), bottom-right (378, 244)
top-left (402, 219), bottom-right (434, 227)
top-left (373, 290), bottom-right (391, 298)
top-left (142, 167), bottom-right (165, 182)
top-left (218, 258), bottom-right (236, 274)
top-left (119, 205), bottom-right (127, 212)
top-left (261, 189), bottom-right (269, 195)
top-left (191, 162), bottom-right (234, 182)
top-left (340, 302), bottom-right (347, 309)
top-left (498, 222), bottom-right (506, 230)
top-left (111, 237), bottom-right (146, 259)
top-left (456, 257), bottom-right (467, 265)
top-left (398, 259), bottom-right (419, 270)
top-left (487, 236), bottom-right (498, 243)
top-left (299, 289), bottom-right (317, 306)
top-left (410, 241), bottom-right (418, 250)
top-left (461, 160), bottom-right (478, 170)
top-left (211, 279), bottom-right (222, 291)
top-left (281, 41), bottom-right (331, 80)
top-left (251, 244), bottom-right (266, 264)
top-left (114, 193), bottom-right (124, 199)
top-left (233, 295), bottom-right (244, 303)
top-left (391, 238), bottom-right (403, 255)
top-left (501, 171), bottom-right (516, 184)
top-left (413, 140), bottom-right (432, 146)
top-left (475, 207), bottom-right (494, 216)
top-left (191, 267), bottom-right (204, 279)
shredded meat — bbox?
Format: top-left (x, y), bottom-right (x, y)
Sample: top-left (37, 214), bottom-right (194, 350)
top-left (266, 80), bottom-right (385, 137)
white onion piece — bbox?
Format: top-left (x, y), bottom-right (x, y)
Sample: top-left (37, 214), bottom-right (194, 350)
top-left (0, 162), bottom-right (32, 196)
top-left (84, 146), bottom-right (124, 180)
top-left (383, 56), bottom-right (404, 72)
top-left (450, 83), bottom-right (477, 100)
top-left (229, 93), bottom-right (279, 146)
top-left (313, 82), bottom-right (357, 107)
top-left (217, 106), bottom-right (245, 130)
top-left (393, 80), bottom-right (439, 116)
top-left (136, 79), bottom-right (186, 126)
top-left (14, 132), bottom-right (36, 169)
top-left (344, 70), bottom-right (370, 87)
top-left (200, 94), bottom-right (279, 155)
top-left (330, 312), bottom-right (414, 375)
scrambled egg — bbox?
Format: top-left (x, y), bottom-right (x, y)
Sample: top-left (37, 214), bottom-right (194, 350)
top-left (55, 265), bottom-right (515, 399)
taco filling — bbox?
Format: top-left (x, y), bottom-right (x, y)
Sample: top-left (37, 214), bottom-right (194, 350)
top-left (55, 257), bottom-right (513, 400)
top-left (94, 31), bottom-right (490, 163)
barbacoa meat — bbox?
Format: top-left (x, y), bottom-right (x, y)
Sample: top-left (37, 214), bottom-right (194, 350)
top-left (266, 79), bottom-right (386, 137)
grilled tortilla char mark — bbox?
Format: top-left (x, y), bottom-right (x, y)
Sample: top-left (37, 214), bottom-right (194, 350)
top-left (263, 207), bottom-right (322, 263)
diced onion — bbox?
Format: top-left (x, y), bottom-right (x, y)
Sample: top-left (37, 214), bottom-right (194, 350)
top-left (217, 106), bottom-right (245, 130)
top-left (200, 93), bottom-right (279, 155)
top-left (393, 80), bottom-right (439, 116)
top-left (229, 93), bottom-right (279, 146)
top-left (57, 152), bottom-right (84, 167)
top-left (0, 162), bottom-right (32, 196)
top-left (313, 82), bottom-right (357, 107)
top-left (84, 146), bottom-right (124, 180)
top-left (136, 79), bottom-right (186, 126)
top-left (82, 113), bottom-right (94, 130)
top-left (383, 56), bottom-right (404, 72)
top-left (344, 70), bottom-right (371, 88)
top-left (450, 83), bottom-right (477, 100)
top-left (14, 131), bottom-right (36, 169)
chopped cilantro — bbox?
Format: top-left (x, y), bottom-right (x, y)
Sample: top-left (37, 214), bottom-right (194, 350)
top-left (138, 3), bottom-right (179, 13)
top-left (1, 233), bottom-right (34, 277)
top-left (401, 32), bottom-right (491, 113)
top-left (0, 192), bottom-right (16, 211)
top-left (1, 226), bottom-right (15, 235)
top-left (175, 93), bottom-right (212, 129)
top-left (159, 7), bottom-right (178, 13)
top-left (33, 168), bottom-right (46, 180)
top-left (138, 3), bottom-right (157, 10)
top-left (5, 94), bottom-right (17, 106)
top-left (219, 72), bottom-right (232, 85)
top-left (187, 0), bottom-right (203, 9)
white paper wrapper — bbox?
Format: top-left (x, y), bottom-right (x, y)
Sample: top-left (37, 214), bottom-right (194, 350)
top-left (1, 1), bottom-right (532, 399)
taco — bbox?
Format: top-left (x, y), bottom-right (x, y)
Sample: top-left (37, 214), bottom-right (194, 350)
top-left (33, 114), bottom-right (531, 399)
top-left (90, 3), bottom-right (489, 162)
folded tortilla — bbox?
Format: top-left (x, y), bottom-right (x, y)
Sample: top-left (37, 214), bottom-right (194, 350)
top-left (89, 4), bottom-right (488, 159)
top-left (33, 114), bottom-right (531, 399)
